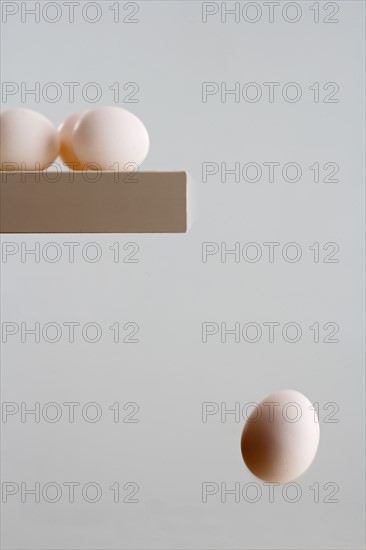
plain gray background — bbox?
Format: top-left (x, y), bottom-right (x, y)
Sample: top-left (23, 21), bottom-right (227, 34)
top-left (0, 1), bottom-right (365, 548)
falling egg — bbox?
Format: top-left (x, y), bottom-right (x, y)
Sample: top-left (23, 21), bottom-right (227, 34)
top-left (241, 389), bottom-right (320, 483)
top-left (58, 111), bottom-right (88, 170)
top-left (72, 106), bottom-right (149, 171)
top-left (0, 108), bottom-right (59, 171)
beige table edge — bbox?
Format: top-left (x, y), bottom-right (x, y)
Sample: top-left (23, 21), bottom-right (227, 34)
top-left (0, 171), bottom-right (187, 234)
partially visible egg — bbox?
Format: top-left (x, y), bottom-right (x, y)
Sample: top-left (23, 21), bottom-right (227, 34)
top-left (58, 111), bottom-right (88, 170)
top-left (72, 106), bottom-right (149, 171)
top-left (241, 389), bottom-right (320, 483)
top-left (0, 108), bottom-right (59, 171)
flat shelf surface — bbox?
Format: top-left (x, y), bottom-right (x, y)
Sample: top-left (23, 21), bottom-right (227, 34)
top-left (0, 171), bottom-right (187, 234)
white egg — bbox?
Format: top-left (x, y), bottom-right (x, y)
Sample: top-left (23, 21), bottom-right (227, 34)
top-left (241, 389), bottom-right (320, 483)
top-left (0, 108), bottom-right (59, 171)
top-left (58, 111), bottom-right (88, 170)
top-left (72, 106), bottom-right (149, 171)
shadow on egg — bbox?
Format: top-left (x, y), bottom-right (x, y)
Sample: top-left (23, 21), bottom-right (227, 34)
top-left (241, 389), bottom-right (320, 483)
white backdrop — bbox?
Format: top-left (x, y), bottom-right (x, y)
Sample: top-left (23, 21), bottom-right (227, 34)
top-left (1, 1), bottom-right (365, 548)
